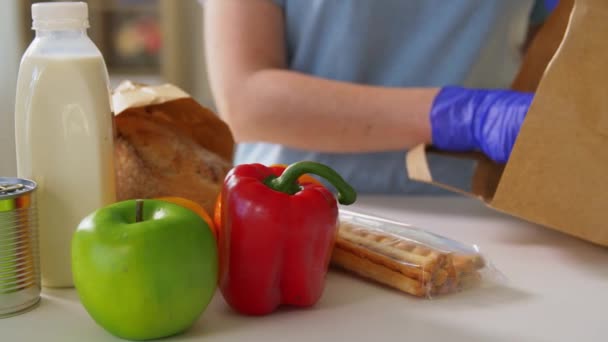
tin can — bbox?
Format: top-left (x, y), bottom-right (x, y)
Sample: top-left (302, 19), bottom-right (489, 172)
top-left (0, 177), bottom-right (40, 318)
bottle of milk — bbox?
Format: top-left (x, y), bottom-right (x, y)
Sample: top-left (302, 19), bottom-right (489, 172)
top-left (14, 2), bottom-right (116, 288)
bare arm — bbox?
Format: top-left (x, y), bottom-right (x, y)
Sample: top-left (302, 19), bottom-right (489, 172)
top-left (204, 0), bottom-right (438, 153)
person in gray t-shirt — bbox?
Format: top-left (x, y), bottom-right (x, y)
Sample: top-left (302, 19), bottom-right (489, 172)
top-left (203, 0), bottom-right (553, 194)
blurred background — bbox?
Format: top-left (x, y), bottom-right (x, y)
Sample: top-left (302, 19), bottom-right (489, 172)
top-left (0, 0), bottom-right (212, 176)
top-left (0, 0), bottom-right (561, 177)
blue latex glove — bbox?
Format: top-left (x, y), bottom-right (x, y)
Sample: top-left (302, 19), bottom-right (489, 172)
top-left (430, 86), bottom-right (533, 164)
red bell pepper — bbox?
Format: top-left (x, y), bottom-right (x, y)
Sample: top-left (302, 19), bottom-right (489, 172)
top-left (212, 164), bottom-right (321, 229)
top-left (217, 161), bottom-right (356, 315)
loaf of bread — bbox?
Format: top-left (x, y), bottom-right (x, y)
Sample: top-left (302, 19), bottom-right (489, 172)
top-left (113, 84), bottom-right (234, 214)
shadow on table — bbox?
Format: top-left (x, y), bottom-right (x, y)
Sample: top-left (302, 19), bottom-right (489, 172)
top-left (431, 281), bottom-right (534, 308)
top-left (190, 271), bottom-right (380, 336)
top-left (351, 195), bottom-right (506, 219)
top-left (188, 269), bottom-right (535, 341)
top-left (190, 315), bottom-right (542, 342)
top-left (186, 288), bottom-right (542, 342)
top-left (41, 288), bottom-right (81, 302)
top-left (329, 267), bottom-right (534, 310)
top-left (496, 218), bottom-right (608, 281)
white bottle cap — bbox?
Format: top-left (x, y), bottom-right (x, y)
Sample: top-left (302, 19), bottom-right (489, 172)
top-left (32, 2), bottom-right (90, 30)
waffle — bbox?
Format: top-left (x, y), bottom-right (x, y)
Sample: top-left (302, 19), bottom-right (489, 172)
top-left (331, 222), bottom-right (485, 297)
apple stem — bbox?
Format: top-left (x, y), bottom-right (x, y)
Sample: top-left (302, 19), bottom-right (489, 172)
top-left (135, 199), bottom-right (144, 223)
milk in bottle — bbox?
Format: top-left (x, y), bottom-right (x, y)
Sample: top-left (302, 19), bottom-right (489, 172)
top-left (14, 2), bottom-right (116, 287)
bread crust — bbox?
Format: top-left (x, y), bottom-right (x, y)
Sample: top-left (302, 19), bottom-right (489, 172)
top-left (113, 98), bottom-right (234, 213)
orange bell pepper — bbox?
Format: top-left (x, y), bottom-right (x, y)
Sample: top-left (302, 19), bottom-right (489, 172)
top-left (157, 196), bottom-right (217, 240)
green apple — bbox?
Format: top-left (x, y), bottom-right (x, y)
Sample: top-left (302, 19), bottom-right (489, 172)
top-left (71, 199), bottom-right (218, 341)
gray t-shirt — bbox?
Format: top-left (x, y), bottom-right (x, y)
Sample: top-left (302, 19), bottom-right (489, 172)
top-left (235, 0), bottom-right (549, 194)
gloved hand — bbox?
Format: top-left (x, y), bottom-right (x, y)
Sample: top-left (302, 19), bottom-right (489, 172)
top-left (430, 86), bottom-right (534, 163)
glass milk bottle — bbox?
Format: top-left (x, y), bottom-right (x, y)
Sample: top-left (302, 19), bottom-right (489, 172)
top-left (14, 2), bottom-right (116, 287)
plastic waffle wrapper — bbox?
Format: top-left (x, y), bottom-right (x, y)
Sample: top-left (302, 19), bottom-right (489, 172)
top-left (331, 209), bottom-right (503, 298)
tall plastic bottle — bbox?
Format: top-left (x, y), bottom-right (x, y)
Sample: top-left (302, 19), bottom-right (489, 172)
top-left (14, 2), bottom-right (116, 287)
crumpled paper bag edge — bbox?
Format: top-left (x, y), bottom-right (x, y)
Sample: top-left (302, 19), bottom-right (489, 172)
top-left (112, 80), bottom-right (190, 115)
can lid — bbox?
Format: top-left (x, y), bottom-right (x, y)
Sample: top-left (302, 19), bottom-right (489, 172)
top-left (0, 178), bottom-right (37, 200)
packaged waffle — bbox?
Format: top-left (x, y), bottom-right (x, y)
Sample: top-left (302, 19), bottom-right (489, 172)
top-left (332, 209), bottom-right (501, 298)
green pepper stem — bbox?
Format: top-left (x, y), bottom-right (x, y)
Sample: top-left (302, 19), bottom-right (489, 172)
top-left (266, 161), bottom-right (357, 205)
top-left (135, 199), bottom-right (144, 223)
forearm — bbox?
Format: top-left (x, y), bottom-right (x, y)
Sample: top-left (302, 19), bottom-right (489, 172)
top-left (215, 69), bottom-right (438, 153)
top-left (204, 0), bottom-right (530, 163)
top-left (205, 0), bottom-right (435, 153)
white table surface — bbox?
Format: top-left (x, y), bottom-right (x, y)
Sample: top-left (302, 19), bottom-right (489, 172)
top-left (2, 196), bottom-right (607, 342)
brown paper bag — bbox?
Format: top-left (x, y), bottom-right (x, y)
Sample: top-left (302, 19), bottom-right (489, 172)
top-left (407, 0), bottom-right (608, 246)
top-left (112, 81), bottom-right (235, 214)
